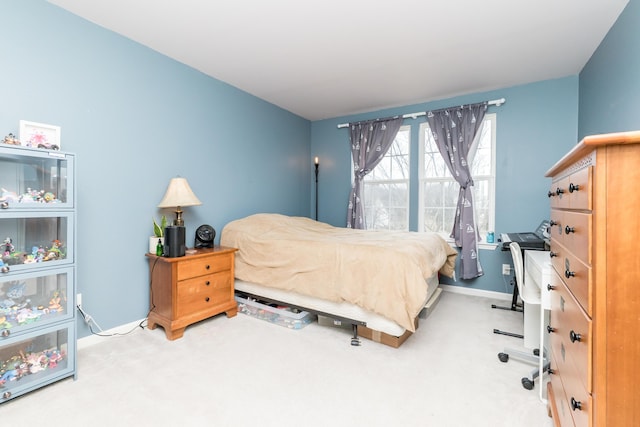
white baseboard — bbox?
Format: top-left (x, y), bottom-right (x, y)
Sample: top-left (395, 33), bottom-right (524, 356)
top-left (440, 284), bottom-right (512, 301)
top-left (77, 318), bottom-right (146, 350)
top-left (76, 287), bottom-right (508, 349)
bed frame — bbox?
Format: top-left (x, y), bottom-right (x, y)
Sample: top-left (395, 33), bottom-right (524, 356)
top-left (234, 277), bottom-right (442, 347)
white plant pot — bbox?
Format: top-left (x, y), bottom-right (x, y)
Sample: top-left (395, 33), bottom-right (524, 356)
top-left (150, 236), bottom-right (164, 254)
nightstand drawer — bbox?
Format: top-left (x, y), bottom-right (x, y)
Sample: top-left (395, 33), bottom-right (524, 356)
top-left (176, 271), bottom-right (233, 316)
top-left (177, 253), bottom-right (233, 280)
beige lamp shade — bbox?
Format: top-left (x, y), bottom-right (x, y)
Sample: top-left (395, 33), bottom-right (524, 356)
top-left (158, 177), bottom-right (202, 226)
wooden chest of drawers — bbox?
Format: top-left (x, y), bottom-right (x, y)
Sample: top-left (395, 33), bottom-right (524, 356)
top-left (146, 246), bottom-right (238, 340)
top-left (545, 131), bottom-right (640, 426)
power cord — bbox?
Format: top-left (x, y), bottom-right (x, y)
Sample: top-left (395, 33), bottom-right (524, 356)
top-left (75, 256), bottom-right (160, 337)
top-left (76, 304), bottom-right (146, 337)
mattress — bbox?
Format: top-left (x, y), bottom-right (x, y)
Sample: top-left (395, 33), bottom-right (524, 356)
top-left (234, 274), bottom-right (440, 337)
top-left (221, 213), bottom-right (457, 332)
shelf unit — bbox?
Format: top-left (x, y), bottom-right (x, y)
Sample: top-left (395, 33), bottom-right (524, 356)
top-left (0, 144), bottom-right (76, 403)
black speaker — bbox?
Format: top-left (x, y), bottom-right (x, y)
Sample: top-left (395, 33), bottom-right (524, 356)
top-left (164, 225), bottom-right (185, 257)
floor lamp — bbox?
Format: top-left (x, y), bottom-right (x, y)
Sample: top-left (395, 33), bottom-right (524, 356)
top-left (314, 157), bottom-right (319, 220)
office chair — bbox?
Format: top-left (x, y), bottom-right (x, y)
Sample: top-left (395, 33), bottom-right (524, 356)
top-left (497, 242), bottom-right (549, 390)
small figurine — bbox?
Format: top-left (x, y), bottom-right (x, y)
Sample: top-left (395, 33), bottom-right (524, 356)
top-left (3, 237), bottom-right (14, 255)
top-left (2, 133), bottom-right (20, 145)
top-left (0, 188), bottom-right (19, 203)
top-left (44, 240), bottom-right (63, 261)
top-left (48, 291), bottom-right (63, 312)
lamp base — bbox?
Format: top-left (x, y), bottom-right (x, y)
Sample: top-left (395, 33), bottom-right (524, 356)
top-left (164, 226), bottom-right (186, 257)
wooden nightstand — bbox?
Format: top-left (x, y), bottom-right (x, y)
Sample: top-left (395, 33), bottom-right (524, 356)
top-left (145, 246), bottom-right (238, 340)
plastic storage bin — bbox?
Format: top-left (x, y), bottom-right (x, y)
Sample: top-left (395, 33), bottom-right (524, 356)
top-left (235, 295), bottom-right (315, 330)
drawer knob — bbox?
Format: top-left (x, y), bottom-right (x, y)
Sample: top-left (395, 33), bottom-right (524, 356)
top-left (547, 368), bottom-right (555, 375)
top-left (0, 201), bottom-right (8, 209)
top-left (1, 329), bottom-right (10, 337)
top-left (206, 281), bottom-right (210, 286)
top-left (205, 265), bottom-right (210, 270)
top-left (205, 297), bottom-right (210, 302)
top-left (570, 397), bottom-right (582, 411)
top-left (546, 284), bottom-right (555, 291)
top-left (547, 191), bottom-right (556, 198)
top-left (564, 225), bottom-right (575, 234)
top-left (1, 266), bottom-right (9, 273)
top-left (2, 391), bottom-right (11, 399)
top-left (569, 183), bottom-right (580, 193)
top-left (556, 187), bottom-right (565, 195)
top-left (565, 269), bottom-right (575, 279)
top-left (547, 325), bottom-right (555, 334)
top-left (549, 251), bottom-right (558, 258)
top-left (569, 330), bottom-right (582, 343)
top-left (549, 220), bottom-right (558, 226)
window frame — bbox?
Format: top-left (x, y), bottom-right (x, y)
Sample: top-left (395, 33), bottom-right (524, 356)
top-left (417, 113), bottom-right (497, 247)
top-left (361, 125), bottom-right (411, 231)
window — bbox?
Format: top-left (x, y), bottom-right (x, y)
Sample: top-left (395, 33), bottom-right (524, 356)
top-left (362, 125), bottom-right (410, 230)
top-left (418, 114), bottom-right (496, 240)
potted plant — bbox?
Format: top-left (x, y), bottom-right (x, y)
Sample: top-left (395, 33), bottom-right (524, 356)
top-left (150, 215), bottom-right (167, 254)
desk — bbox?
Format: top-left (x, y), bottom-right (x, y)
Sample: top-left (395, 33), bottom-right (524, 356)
top-left (524, 249), bottom-right (552, 402)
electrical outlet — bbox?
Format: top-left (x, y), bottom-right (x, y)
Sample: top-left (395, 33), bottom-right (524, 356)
top-left (77, 293), bottom-right (82, 307)
top-left (502, 264), bottom-right (511, 275)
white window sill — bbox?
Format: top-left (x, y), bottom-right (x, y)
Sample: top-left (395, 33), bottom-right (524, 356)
top-left (445, 239), bottom-right (499, 251)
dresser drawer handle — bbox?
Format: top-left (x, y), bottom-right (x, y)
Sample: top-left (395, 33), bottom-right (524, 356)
top-left (547, 368), bottom-right (555, 375)
top-left (547, 191), bottom-right (556, 198)
top-left (2, 391), bottom-right (11, 399)
top-left (568, 183), bottom-right (580, 193)
top-left (546, 284), bottom-right (555, 291)
top-left (565, 269), bottom-right (575, 279)
top-left (547, 325), bottom-right (555, 334)
top-left (205, 281), bottom-right (210, 286)
top-left (564, 225), bottom-right (575, 234)
top-left (569, 330), bottom-right (582, 343)
top-left (205, 297), bottom-right (210, 302)
top-left (556, 187), bottom-right (565, 195)
top-left (0, 201), bottom-right (8, 209)
top-left (1, 266), bottom-right (9, 274)
top-left (549, 251), bottom-right (558, 258)
top-left (549, 220), bottom-right (558, 226)
top-left (1, 329), bottom-right (10, 337)
top-left (205, 265), bottom-right (210, 270)
top-left (570, 397), bottom-right (582, 411)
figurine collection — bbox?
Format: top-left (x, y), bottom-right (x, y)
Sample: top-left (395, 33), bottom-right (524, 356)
top-left (1, 237), bottom-right (65, 267)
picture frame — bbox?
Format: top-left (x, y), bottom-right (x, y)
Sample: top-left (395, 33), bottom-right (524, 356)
top-left (19, 120), bottom-right (61, 150)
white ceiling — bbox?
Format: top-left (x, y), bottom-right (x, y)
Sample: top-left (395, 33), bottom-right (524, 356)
top-left (48, 0), bottom-right (628, 121)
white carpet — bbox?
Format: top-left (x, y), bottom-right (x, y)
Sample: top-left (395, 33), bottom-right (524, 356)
top-left (1, 291), bottom-right (553, 427)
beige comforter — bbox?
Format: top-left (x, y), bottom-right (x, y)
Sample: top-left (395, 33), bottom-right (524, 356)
top-left (221, 213), bottom-right (458, 332)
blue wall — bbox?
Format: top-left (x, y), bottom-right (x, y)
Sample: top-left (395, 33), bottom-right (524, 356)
top-left (0, 1), bottom-right (311, 337)
top-left (311, 78), bottom-right (579, 292)
top-left (579, 0), bottom-right (640, 137)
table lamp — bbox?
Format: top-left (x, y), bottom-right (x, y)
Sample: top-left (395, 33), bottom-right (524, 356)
top-left (157, 177), bottom-right (201, 257)
top-left (158, 177), bottom-right (202, 226)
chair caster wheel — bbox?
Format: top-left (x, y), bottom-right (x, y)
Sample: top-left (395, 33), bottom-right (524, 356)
top-left (521, 377), bottom-right (534, 390)
top-left (498, 352), bottom-right (509, 363)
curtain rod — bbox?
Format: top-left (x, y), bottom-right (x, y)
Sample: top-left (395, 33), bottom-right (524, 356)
top-left (336, 97), bottom-right (506, 129)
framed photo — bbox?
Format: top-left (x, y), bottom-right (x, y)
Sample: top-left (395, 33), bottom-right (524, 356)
top-left (19, 120), bottom-right (61, 150)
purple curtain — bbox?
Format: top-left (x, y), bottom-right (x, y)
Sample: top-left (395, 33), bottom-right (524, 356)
top-left (427, 103), bottom-right (487, 279)
top-left (347, 117), bottom-right (403, 229)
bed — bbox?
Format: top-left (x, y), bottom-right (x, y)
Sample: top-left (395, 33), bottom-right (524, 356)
top-left (220, 213), bottom-right (457, 346)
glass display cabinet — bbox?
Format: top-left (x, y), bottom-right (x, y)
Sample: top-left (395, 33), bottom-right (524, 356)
top-left (0, 145), bottom-right (76, 403)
